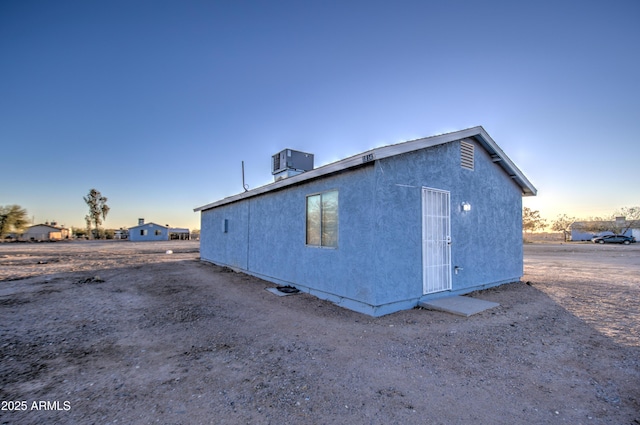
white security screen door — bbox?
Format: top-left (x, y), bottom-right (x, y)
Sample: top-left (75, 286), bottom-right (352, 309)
top-left (422, 187), bottom-right (452, 294)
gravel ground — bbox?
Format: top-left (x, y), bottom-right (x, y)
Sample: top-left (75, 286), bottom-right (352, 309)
top-left (0, 240), bottom-right (639, 424)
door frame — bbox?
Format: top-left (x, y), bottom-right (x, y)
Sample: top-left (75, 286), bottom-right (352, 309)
top-left (421, 187), bottom-right (452, 295)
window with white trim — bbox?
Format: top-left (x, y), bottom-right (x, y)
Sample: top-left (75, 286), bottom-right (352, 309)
top-left (306, 190), bottom-right (338, 247)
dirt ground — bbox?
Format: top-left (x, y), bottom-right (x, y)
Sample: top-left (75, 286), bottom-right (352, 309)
top-left (0, 240), bottom-right (638, 425)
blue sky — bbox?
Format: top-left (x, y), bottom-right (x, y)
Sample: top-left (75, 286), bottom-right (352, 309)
top-left (2, 0), bottom-right (639, 231)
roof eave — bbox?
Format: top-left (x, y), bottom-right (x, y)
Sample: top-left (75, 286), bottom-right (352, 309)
top-left (469, 128), bottom-right (537, 196)
top-left (128, 222), bottom-right (167, 230)
top-left (194, 126), bottom-right (537, 211)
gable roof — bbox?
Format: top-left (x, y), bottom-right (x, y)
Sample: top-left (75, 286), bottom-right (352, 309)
top-left (128, 222), bottom-right (167, 230)
top-left (195, 126), bottom-right (537, 212)
top-left (27, 224), bottom-right (63, 230)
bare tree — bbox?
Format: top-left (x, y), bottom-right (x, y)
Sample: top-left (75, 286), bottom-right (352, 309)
top-left (522, 207), bottom-right (546, 236)
top-left (613, 206), bottom-right (640, 235)
top-left (83, 189), bottom-right (110, 239)
top-left (551, 214), bottom-right (576, 242)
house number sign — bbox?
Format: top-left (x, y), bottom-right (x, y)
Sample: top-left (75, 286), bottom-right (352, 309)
top-left (362, 153), bottom-right (375, 163)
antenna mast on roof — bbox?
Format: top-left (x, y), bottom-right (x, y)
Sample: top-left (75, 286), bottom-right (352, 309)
top-left (242, 161), bottom-right (249, 192)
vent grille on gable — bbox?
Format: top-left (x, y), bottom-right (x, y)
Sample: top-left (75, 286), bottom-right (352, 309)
top-left (460, 141), bottom-right (474, 170)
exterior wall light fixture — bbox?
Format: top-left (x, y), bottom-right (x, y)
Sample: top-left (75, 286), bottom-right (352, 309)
top-left (462, 202), bottom-right (471, 212)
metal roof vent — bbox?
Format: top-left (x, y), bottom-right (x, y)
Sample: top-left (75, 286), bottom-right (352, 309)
top-left (460, 141), bottom-right (474, 170)
top-left (272, 149), bottom-right (314, 181)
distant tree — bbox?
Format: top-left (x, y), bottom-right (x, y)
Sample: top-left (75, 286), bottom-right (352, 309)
top-left (84, 215), bottom-right (92, 238)
top-left (522, 207), bottom-right (547, 236)
top-left (613, 206), bottom-right (640, 235)
top-left (72, 227), bottom-right (88, 239)
top-left (551, 214), bottom-right (576, 242)
top-left (83, 189), bottom-right (110, 239)
top-left (0, 205), bottom-right (29, 238)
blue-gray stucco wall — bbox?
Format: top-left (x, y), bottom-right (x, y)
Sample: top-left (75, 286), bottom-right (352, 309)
top-left (200, 138), bottom-right (524, 316)
top-left (367, 141), bottom-right (523, 308)
top-left (201, 165), bottom-right (379, 307)
top-left (129, 224), bottom-right (170, 242)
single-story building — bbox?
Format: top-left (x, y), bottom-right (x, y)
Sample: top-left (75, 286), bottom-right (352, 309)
top-left (195, 126), bottom-right (537, 316)
top-left (169, 228), bottom-right (191, 240)
top-left (128, 219), bottom-right (190, 241)
top-left (21, 223), bottom-right (71, 241)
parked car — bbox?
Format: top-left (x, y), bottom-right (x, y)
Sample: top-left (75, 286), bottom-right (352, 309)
top-left (591, 235), bottom-right (636, 245)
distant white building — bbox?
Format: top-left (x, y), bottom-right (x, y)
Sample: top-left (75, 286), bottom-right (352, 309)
top-left (570, 218), bottom-right (639, 241)
top-left (128, 219), bottom-right (190, 242)
top-left (21, 222), bottom-right (71, 241)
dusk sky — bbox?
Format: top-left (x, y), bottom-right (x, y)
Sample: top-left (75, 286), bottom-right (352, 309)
top-left (2, 0), bottom-right (639, 231)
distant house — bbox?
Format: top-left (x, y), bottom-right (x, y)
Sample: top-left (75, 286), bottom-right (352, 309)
top-left (195, 126), bottom-right (537, 316)
top-left (128, 219), bottom-right (190, 241)
top-left (21, 223), bottom-right (71, 241)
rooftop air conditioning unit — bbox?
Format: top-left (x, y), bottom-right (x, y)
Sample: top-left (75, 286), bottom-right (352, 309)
top-left (272, 149), bottom-right (314, 181)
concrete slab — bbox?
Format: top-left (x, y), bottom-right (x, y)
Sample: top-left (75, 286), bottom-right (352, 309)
top-left (419, 296), bottom-right (499, 317)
